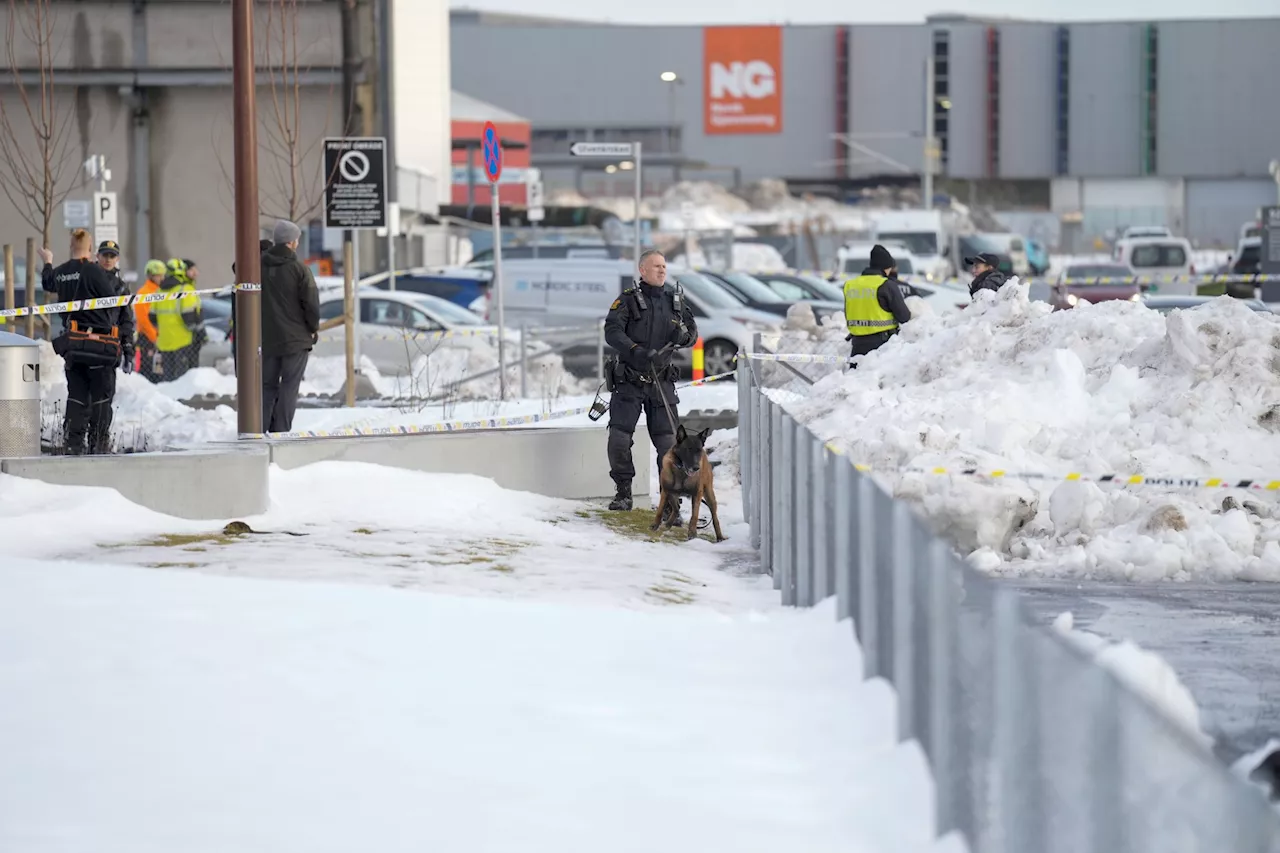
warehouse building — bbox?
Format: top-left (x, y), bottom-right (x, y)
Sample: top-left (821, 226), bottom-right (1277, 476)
top-left (451, 10), bottom-right (1280, 248)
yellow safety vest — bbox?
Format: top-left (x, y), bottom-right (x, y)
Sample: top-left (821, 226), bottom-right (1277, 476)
top-left (153, 284), bottom-right (200, 352)
top-left (843, 274), bottom-right (898, 336)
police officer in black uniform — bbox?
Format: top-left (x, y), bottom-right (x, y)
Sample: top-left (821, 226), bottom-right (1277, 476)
top-left (604, 249), bottom-right (698, 514)
top-left (40, 229), bottom-right (135, 455)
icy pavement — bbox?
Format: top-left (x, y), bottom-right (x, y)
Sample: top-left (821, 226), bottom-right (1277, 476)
top-left (0, 452), bottom-right (956, 852)
top-left (1011, 578), bottom-right (1280, 765)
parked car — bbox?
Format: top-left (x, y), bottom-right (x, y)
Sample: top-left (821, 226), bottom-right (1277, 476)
top-left (368, 268), bottom-right (492, 315)
top-left (1121, 225), bottom-right (1173, 240)
top-left (1112, 236), bottom-right (1196, 293)
top-left (897, 278), bottom-right (973, 314)
top-left (668, 269), bottom-right (783, 376)
top-left (1142, 295), bottom-right (1272, 314)
top-left (834, 240), bottom-right (915, 280)
top-left (752, 271), bottom-right (845, 304)
top-left (1053, 263), bottom-right (1142, 310)
top-left (315, 289), bottom-right (508, 377)
top-left (1232, 237), bottom-right (1261, 275)
top-left (701, 269), bottom-right (842, 318)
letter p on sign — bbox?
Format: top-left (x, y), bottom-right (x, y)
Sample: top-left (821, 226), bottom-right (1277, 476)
top-left (703, 26), bottom-right (782, 136)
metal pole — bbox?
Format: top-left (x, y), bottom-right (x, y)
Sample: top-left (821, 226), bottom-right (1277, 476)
top-left (466, 148), bottom-right (477, 213)
top-left (492, 184), bottom-right (507, 400)
top-left (343, 236), bottom-right (355, 407)
top-left (596, 319), bottom-right (605, 383)
top-left (352, 237), bottom-right (362, 371)
top-left (231, 0), bottom-right (262, 435)
top-left (387, 203), bottom-right (397, 291)
top-left (633, 141), bottom-right (643, 262)
top-left (3, 246), bottom-right (14, 324)
top-left (924, 55), bottom-right (936, 211)
top-left (518, 321), bottom-right (528, 398)
top-left (24, 238), bottom-right (35, 338)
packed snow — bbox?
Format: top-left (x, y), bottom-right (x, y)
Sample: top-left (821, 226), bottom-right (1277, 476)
top-left (36, 338), bottom-right (714, 447)
top-left (778, 282), bottom-right (1280, 582)
top-left (0, 455), bottom-right (955, 852)
top-left (1052, 612), bottom-right (1212, 750)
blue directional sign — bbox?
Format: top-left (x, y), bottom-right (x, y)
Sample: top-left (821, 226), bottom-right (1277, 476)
top-left (481, 121), bottom-right (503, 184)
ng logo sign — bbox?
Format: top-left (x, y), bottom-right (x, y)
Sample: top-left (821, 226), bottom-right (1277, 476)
top-left (703, 26), bottom-right (782, 136)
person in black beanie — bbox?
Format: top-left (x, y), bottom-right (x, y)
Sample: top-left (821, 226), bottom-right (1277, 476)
top-left (842, 243), bottom-right (913, 362)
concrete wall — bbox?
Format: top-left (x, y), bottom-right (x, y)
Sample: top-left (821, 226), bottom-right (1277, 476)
top-left (266, 426), bottom-right (652, 507)
top-left (1, 448), bottom-right (271, 520)
top-left (0, 0), bottom-right (450, 280)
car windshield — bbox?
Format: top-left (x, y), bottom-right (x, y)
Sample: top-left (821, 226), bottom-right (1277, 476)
top-left (715, 270), bottom-right (787, 304)
top-left (876, 231), bottom-right (938, 256)
top-left (1236, 245), bottom-right (1261, 268)
top-left (1065, 265), bottom-right (1133, 279)
top-left (672, 271), bottom-right (744, 309)
top-left (402, 292), bottom-right (485, 325)
top-left (1129, 244), bottom-right (1188, 268)
top-left (795, 274), bottom-right (845, 301)
top-left (1245, 226), bottom-right (1261, 239)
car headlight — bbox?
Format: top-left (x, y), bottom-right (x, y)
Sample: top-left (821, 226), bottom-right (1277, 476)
top-left (1129, 293), bottom-right (1141, 302)
top-left (1066, 293), bottom-right (1078, 306)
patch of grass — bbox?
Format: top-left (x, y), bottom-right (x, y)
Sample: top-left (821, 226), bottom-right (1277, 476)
top-left (584, 506), bottom-right (687, 542)
top-left (120, 532), bottom-right (239, 549)
top-left (574, 509), bottom-right (592, 519)
top-left (353, 528), bottom-right (375, 535)
top-left (490, 563), bottom-right (514, 574)
top-left (145, 562), bottom-right (201, 569)
top-left (183, 546), bottom-right (208, 553)
top-left (455, 554), bottom-right (496, 564)
top-left (646, 584), bottom-right (695, 605)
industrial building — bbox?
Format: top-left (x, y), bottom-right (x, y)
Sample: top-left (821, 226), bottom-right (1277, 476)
top-left (0, 0), bottom-right (451, 278)
top-left (451, 9), bottom-right (1280, 248)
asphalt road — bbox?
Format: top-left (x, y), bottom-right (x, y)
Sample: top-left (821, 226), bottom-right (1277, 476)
top-left (1006, 578), bottom-right (1280, 765)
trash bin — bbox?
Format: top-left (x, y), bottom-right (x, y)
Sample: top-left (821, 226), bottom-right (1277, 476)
top-left (0, 330), bottom-right (41, 457)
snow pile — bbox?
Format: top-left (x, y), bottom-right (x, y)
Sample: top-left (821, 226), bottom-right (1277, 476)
top-left (38, 341), bottom-right (235, 449)
top-left (681, 241), bottom-right (790, 272)
top-left (143, 338), bottom-right (588, 405)
top-left (785, 282), bottom-right (1280, 581)
top-left (1052, 612), bottom-right (1212, 750)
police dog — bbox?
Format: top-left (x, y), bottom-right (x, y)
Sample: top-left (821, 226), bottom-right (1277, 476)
top-left (651, 425), bottom-right (725, 542)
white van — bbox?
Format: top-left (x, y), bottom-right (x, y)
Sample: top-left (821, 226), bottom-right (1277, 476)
top-left (1112, 237), bottom-right (1196, 294)
top-left (870, 209), bottom-right (952, 281)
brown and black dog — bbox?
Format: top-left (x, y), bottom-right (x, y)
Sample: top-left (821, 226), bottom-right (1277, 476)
top-left (651, 425), bottom-right (725, 542)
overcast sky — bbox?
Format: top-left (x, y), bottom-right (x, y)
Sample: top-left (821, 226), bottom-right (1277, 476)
top-left (452, 0), bottom-right (1278, 24)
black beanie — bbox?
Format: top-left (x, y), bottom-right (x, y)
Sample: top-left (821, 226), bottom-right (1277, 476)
top-left (869, 244), bottom-right (895, 271)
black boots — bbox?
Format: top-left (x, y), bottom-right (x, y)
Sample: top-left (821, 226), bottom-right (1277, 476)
top-left (608, 484), bottom-right (633, 511)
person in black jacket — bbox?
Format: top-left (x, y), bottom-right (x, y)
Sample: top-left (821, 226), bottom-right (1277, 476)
top-left (228, 239), bottom-right (274, 375)
top-left (38, 229), bottom-right (135, 455)
top-left (966, 252), bottom-right (1009, 297)
top-left (603, 249), bottom-right (699, 514)
top-left (260, 220), bottom-right (320, 432)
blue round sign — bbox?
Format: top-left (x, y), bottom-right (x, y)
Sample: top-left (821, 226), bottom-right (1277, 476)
top-left (481, 121), bottom-right (502, 184)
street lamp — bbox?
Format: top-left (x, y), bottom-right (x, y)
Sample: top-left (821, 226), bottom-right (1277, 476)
top-left (659, 70), bottom-right (684, 142)
top-left (605, 164), bottom-right (618, 174)
top-left (660, 70), bottom-right (678, 83)
top-left (618, 160), bottom-right (634, 171)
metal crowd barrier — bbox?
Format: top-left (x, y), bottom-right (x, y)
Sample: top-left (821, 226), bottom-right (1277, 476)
top-left (735, 359), bottom-right (1280, 852)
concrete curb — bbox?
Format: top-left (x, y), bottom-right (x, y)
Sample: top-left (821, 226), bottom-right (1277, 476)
top-left (1, 426), bottom-right (651, 519)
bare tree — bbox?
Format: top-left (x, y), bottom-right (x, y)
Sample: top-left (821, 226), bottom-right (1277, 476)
top-left (258, 0), bottom-right (335, 224)
top-left (0, 0), bottom-right (81, 248)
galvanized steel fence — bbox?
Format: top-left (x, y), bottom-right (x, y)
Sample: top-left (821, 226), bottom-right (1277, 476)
top-left (735, 359), bottom-right (1280, 853)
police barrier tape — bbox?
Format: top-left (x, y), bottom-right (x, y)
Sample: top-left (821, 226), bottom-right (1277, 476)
top-left (0, 287), bottom-right (229, 319)
top-left (833, 454), bottom-right (1280, 492)
top-left (240, 369), bottom-right (737, 440)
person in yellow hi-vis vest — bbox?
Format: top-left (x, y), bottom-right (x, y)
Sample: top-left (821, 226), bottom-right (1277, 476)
top-left (151, 258), bottom-right (205, 381)
top-left (843, 243), bottom-right (913, 365)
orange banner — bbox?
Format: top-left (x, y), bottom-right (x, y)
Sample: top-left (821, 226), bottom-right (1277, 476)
top-left (703, 26), bottom-right (783, 136)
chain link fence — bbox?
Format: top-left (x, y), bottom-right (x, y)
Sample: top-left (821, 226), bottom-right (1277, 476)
top-left (735, 360), bottom-right (1280, 852)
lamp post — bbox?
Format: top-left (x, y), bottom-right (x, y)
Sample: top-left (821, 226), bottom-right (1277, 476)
top-left (659, 70), bottom-right (683, 143)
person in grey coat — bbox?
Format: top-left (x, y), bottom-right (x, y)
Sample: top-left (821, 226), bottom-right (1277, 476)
top-left (260, 219), bottom-right (320, 432)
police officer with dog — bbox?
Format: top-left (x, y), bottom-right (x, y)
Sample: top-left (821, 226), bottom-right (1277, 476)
top-left (39, 228), bottom-right (135, 455)
top-left (603, 249), bottom-right (698, 516)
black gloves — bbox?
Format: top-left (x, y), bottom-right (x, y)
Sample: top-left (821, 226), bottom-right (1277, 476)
top-left (121, 351), bottom-right (134, 374)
